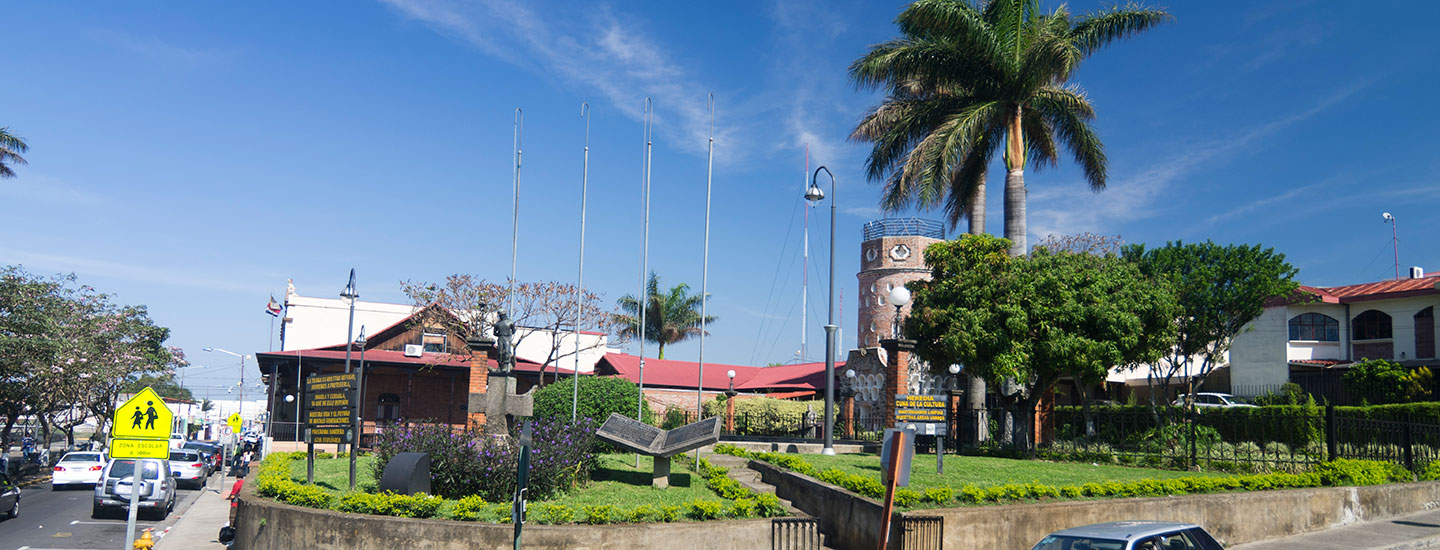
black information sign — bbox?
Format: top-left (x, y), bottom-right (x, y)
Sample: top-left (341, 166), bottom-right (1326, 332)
top-left (306, 372), bottom-right (358, 392)
top-left (309, 426), bottom-right (349, 444)
top-left (894, 394), bottom-right (948, 435)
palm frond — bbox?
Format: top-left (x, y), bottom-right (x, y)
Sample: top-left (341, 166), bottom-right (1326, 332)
top-left (1021, 108), bottom-right (1058, 171)
top-left (940, 126), bottom-right (1003, 228)
top-left (1069, 4), bottom-right (1172, 57)
top-left (896, 0), bottom-right (1004, 63)
top-left (1030, 86), bottom-right (1107, 190)
top-left (849, 37), bottom-right (1003, 93)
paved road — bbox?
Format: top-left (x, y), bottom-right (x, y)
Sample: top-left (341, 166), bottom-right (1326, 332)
top-left (0, 474), bottom-right (213, 550)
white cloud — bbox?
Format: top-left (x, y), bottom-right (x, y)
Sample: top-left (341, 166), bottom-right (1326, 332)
top-left (0, 248), bottom-right (269, 295)
top-left (380, 0), bottom-right (733, 159)
top-left (1027, 82), bottom-right (1367, 240)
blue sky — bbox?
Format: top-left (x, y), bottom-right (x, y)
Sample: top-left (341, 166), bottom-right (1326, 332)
top-left (3, 1), bottom-right (1439, 398)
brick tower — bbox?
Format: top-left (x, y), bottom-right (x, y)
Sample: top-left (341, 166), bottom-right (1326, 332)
top-left (856, 218), bottom-right (944, 348)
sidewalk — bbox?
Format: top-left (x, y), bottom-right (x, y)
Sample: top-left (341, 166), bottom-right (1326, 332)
top-left (155, 474), bottom-right (234, 549)
top-left (1234, 509), bottom-right (1440, 550)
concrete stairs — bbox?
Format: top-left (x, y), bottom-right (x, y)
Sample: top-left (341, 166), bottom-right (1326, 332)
top-left (704, 452), bottom-right (836, 548)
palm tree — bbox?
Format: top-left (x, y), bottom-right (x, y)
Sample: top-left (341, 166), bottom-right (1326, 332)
top-left (0, 127), bottom-right (28, 179)
top-left (612, 272), bottom-right (716, 360)
top-left (850, 0), bottom-right (1170, 256)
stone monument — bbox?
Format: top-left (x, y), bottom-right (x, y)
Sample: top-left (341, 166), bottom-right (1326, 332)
top-left (595, 413), bottom-right (721, 488)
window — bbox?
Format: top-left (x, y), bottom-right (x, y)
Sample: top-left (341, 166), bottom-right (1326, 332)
top-left (376, 393), bottom-right (401, 421)
top-left (1417, 307), bottom-right (1435, 359)
top-left (1352, 310), bottom-right (1393, 340)
top-left (1289, 313), bottom-right (1339, 341)
top-left (422, 330), bottom-right (447, 353)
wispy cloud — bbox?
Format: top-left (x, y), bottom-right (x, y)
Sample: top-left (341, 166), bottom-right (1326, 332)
top-left (1027, 81), bottom-right (1367, 240)
top-left (0, 175), bottom-right (105, 207)
top-left (0, 248), bottom-right (269, 295)
top-left (90, 30), bottom-right (235, 68)
top-left (380, 0), bottom-right (733, 158)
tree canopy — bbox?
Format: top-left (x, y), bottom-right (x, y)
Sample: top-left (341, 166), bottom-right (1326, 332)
top-left (612, 272), bottom-right (716, 360)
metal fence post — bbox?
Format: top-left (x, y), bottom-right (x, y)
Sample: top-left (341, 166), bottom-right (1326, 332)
top-left (1404, 412), bottom-right (1415, 472)
top-left (1189, 409), bottom-right (1198, 469)
top-left (1325, 405), bottom-right (1337, 462)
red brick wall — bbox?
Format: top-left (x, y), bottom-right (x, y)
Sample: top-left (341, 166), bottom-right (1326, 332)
top-left (882, 339), bottom-right (913, 428)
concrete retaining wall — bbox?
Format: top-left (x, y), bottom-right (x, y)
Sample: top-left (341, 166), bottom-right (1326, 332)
top-left (751, 459), bottom-right (1440, 549)
top-left (234, 485), bottom-right (773, 550)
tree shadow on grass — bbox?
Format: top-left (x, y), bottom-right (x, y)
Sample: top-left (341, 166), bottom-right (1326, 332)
top-left (591, 466), bottom-right (692, 488)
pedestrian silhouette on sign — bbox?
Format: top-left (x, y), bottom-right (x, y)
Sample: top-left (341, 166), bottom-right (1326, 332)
top-left (144, 401), bottom-right (159, 430)
top-left (131, 406), bottom-right (145, 429)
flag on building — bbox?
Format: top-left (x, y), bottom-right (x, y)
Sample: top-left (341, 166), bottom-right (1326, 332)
top-left (266, 295), bottom-right (283, 317)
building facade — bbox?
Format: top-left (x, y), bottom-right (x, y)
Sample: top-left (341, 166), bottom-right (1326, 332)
top-left (855, 218), bottom-right (944, 348)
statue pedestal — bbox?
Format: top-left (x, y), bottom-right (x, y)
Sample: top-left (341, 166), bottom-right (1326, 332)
top-left (651, 456), bottom-right (671, 488)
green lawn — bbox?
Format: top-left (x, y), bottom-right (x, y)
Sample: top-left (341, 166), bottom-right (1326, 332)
top-left (288, 453), bottom-right (723, 508)
top-left (799, 452), bottom-right (1232, 492)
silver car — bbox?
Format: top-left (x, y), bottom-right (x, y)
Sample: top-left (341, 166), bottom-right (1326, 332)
top-left (168, 449), bottom-right (207, 489)
top-left (92, 458), bottom-right (177, 520)
top-left (1172, 393), bottom-right (1257, 409)
top-left (1033, 521), bottom-right (1225, 550)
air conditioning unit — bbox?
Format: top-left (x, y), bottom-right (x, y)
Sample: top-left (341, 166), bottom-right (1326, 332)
top-left (1411, 266), bottom-right (1425, 279)
top-left (404, 344), bottom-right (424, 357)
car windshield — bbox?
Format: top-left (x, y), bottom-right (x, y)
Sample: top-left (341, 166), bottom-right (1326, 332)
top-left (110, 460), bottom-right (160, 480)
top-left (61, 453), bottom-right (101, 462)
top-left (170, 451), bottom-right (199, 461)
top-left (1032, 535), bottom-right (1127, 550)
top-left (183, 443), bottom-right (213, 452)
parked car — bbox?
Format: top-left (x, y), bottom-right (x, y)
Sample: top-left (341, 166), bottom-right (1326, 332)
top-left (1172, 392), bottom-right (1257, 409)
top-left (0, 473), bottom-right (19, 519)
top-left (92, 458), bottom-right (176, 520)
top-left (52, 451), bottom-right (109, 490)
top-left (168, 449), bottom-right (208, 489)
top-left (1032, 521), bottom-right (1225, 550)
top-left (169, 433), bottom-right (187, 449)
top-left (181, 442), bottom-right (221, 475)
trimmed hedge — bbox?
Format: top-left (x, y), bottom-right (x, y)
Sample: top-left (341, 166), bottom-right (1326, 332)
top-left (714, 443), bottom-right (1412, 508)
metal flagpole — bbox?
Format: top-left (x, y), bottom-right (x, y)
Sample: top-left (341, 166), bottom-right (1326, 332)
top-left (696, 94), bottom-right (715, 463)
top-left (636, 98), bottom-right (652, 467)
top-left (802, 144), bottom-right (809, 363)
top-left (573, 102), bottom-right (590, 422)
top-left (511, 108), bottom-right (523, 315)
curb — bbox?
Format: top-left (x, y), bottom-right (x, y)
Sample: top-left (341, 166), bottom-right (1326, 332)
top-left (1378, 534), bottom-right (1440, 550)
top-left (17, 474), bottom-right (52, 488)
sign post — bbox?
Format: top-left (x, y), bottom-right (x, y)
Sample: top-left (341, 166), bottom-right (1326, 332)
top-left (895, 394), bottom-right (948, 475)
top-left (304, 373), bottom-right (357, 486)
top-left (110, 387), bottom-right (174, 550)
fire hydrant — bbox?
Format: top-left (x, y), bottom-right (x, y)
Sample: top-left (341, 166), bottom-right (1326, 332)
top-left (133, 529), bottom-right (155, 549)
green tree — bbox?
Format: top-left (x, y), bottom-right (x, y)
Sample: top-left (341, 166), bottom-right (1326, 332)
top-left (850, 0), bottom-right (1170, 255)
top-left (125, 373), bottom-right (194, 402)
top-left (1122, 241), bottom-right (1299, 406)
top-left (531, 375), bottom-right (654, 425)
top-left (905, 234), bottom-right (1177, 446)
top-left (0, 128), bottom-right (27, 179)
top-left (1343, 359), bottom-right (1409, 405)
top-left (612, 272), bottom-right (716, 360)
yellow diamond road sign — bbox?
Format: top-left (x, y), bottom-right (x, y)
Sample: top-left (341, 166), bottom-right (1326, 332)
top-left (112, 387), bottom-right (173, 440)
top-left (227, 413), bottom-right (242, 433)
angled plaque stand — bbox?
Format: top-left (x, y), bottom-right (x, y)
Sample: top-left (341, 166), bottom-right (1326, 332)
top-left (596, 413), bottom-right (720, 488)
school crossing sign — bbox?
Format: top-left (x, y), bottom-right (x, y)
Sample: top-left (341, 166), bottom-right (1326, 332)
top-left (110, 387), bottom-right (173, 459)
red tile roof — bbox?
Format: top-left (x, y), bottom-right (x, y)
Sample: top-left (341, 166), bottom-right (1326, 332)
top-left (596, 353), bottom-right (841, 392)
top-left (255, 348), bottom-right (542, 371)
top-left (1289, 359), bottom-right (1347, 367)
top-left (1281, 274), bottom-right (1440, 305)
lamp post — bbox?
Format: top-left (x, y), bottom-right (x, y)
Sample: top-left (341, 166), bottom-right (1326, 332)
top-left (1383, 212), bottom-right (1399, 280)
top-left (842, 369), bottom-right (857, 439)
top-left (724, 370), bottom-right (738, 434)
top-left (947, 363), bottom-right (962, 451)
top-left (203, 348), bottom-right (249, 441)
top-left (804, 166), bottom-right (837, 455)
top-left (350, 327), bottom-right (367, 490)
top-left (339, 269), bottom-right (358, 456)
top-left (888, 286), bottom-right (911, 339)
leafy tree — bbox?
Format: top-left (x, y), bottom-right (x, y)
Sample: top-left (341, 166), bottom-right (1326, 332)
top-left (851, 0), bottom-right (1169, 255)
top-left (905, 234), bottom-right (1176, 446)
top-left (0, 127), bottom-right (27, 179)
top-left (1122, 241), bottom-right (1299, 406)
top-left (125, 373), bottom-right (194, 402)
top-left (1343, 359), bottom-right (1409, 405)
top-left (400, 275), bottom-right (609, 383)
top-left (531, 376), bottom-right (653, 425)
top-left (612, 272), bottom-right (716, 360)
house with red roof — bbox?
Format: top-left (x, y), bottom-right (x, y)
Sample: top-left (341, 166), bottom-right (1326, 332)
top-left (594, 353), bottom-right (839, 413)
top-left (1229, 269), bottom-right (1440, 397)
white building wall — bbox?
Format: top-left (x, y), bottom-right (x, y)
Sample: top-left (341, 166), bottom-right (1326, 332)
top-left (282, 282), bottom-right (415, 351)
top-left (1346, 297), bottom-right (1438, 362)
top-left (1283, 302), bottom-right (1348, 362)
top-left (1230, 306), bottom-right (1289, 390)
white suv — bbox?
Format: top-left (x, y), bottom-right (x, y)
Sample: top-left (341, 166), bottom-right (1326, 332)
top-left (1172, 392), bottom-right (1257, 409)
top-left (92, 458), bottom-right (177, 520)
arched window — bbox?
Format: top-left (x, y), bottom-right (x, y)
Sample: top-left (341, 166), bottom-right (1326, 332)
top-left (376, 393), bottom-right (401, 421)
top-left (1288, 313), bottom-right (1339, 341)
top-left (1416, 307), bottom-right (1435, 359)
top-left (1352, 310), bottom-right (1393, 340)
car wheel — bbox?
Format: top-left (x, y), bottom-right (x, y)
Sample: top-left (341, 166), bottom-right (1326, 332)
top-left (91, 502), bottom-right (104, 519)
top-left (6, 497), bottom-right (18, 519)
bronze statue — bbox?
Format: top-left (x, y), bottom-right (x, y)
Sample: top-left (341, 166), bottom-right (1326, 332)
top-left (493, 311), bottom-right (516, 372)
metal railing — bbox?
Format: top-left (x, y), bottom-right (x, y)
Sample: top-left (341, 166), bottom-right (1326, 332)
top-left (771, 518), bottom-right (822, 550)
top-left (862, 218), bottom-right (945, 241)
top-left (900, 516), bottom-right (944, 550)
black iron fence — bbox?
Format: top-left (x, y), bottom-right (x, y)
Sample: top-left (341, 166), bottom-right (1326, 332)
top-left (696, 404), bottom-right (1440, 473)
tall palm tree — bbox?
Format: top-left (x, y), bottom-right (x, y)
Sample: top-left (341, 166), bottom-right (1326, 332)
top-left (612, 272), bottom-right (716, 360)
top-left (0, 128), bottom-right (28, 179)
top-left (850, 0), bottom-right (1170, 256)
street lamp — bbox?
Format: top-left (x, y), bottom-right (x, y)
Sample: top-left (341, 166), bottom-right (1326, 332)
top-left (204, 347), bottom-right (249, 436)
top-left (339, 269), bottom-right (358, 456)
top-left (805, 165), bottom-right (838, 455)
top-left (842, 369), bottom-right (857, 439)
top-left (724, 370), bottom-right (738, 434)
top-left (888, 286), bottom-right (911, 339)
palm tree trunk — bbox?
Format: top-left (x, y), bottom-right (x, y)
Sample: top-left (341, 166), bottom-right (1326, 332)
top-left (967, 181), bottom-right (986, 235)
top-left (658, 342), bottom-right (665, 361)
top-left (1003, 169), bottom-right (1026, 257)
top-left (965, 182), bottom-right (988, 445)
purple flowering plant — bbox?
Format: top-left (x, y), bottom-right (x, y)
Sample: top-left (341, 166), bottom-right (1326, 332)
top-left (371, 417), bottom-right (596, 501)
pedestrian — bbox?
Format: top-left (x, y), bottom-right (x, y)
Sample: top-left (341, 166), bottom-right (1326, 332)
top-left (239, 450), bottom-right (252, 478)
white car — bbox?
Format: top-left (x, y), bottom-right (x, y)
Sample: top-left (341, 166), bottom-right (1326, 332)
top-left (167, 449), bottom-right (207, 489)
top-left (1172, 392), bottom-right (1257, 409)
top-left (51, 452), bottom-right (109, 490)
top-left (168, 433), bottom-right (186, 449)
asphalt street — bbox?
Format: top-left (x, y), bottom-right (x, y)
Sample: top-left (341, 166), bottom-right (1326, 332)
top-left (0, 474), bottom-right (212, 550)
